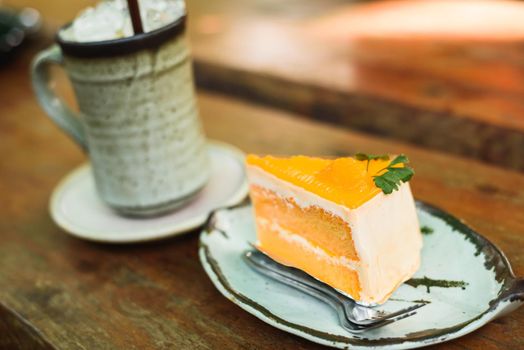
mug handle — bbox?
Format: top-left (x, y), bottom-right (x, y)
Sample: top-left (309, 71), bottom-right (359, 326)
top-left (31, 44), bottom-right (87, 151)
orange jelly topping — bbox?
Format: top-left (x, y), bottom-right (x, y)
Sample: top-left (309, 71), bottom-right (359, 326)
top-left (246, 155), bottom-right (394, 209)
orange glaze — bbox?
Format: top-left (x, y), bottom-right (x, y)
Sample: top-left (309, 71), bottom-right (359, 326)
top-left (246, 154), bottom-right (394, 209)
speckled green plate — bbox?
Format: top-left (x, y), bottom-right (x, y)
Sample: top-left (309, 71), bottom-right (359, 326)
top-left (199, 201), bottom-right (523, 349)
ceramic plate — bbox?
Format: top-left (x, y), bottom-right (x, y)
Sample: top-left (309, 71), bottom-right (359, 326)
top-left (51, 141), bottom-right (248, 243)
top-left (199, 201), bottom-right (524, 349)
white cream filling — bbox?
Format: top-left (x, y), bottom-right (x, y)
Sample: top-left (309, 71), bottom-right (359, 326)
top-left (257, 217), bottom-right (360, 271)
top-left (247, 164), bottom-right (423, 305)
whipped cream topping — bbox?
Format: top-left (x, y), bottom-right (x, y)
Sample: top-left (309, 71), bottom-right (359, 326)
top-left (59, 0), bottom-right (185, 43)
top-left (247, 164), bottom-right (422, 305)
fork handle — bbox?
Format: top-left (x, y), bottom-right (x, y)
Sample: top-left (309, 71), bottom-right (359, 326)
top-left (243, 251), bottom-right (399, 332)
top-left (243, 252), bottom-right (367, 332)
top-left (249, 253), bottom-right (389, 323)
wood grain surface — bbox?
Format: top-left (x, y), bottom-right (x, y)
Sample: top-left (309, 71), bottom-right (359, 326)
top-left (4, 0), bottom-right (524, 170)
top-left (0, 41), bottom-right (523, 349)
top-left (186, 0), bottom-right (524, 171)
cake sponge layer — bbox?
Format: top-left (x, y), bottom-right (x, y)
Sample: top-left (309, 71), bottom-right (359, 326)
top-left (257, 217), bottom-right (362, 300)
top-left (250, 185), bottom-right (358, 259)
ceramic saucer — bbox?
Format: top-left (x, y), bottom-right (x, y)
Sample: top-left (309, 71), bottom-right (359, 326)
top-left (199, 201), bottom-right (524, 349)
top-left (50, 141), bottom-right (248, 243)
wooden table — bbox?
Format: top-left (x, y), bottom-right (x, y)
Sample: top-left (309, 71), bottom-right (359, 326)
top-left (5, 0), bottom-right (524, 171)
top-left (1, 1), bottom-right (524, 349)
top-left (187, 0), bottom-right (524, 172)
top-left (1, 42), bottom-right (524, 349)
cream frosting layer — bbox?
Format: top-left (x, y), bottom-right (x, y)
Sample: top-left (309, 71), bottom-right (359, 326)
top-left (247, 164), bottom-right (422, 305)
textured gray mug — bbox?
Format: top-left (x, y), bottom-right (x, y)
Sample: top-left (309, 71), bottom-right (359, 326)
top-left (31, 16), bottom-right (209, 217)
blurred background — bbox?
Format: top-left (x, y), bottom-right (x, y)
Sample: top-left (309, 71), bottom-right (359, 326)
top-left (2, 0), bottom-right (524, 171)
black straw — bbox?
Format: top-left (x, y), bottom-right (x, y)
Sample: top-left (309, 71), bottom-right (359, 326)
top-left (127, 0), bottom-right (144, 34)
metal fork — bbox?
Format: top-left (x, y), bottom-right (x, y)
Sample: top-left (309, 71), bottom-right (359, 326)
top-left (243, 250), bottom-right (426, 332)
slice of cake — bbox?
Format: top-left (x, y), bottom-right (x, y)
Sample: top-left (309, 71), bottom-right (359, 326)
top-left (246, 154), bottom-right (422, 305)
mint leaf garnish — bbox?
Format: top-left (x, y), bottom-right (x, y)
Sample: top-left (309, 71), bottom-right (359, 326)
top-left (372, 154), bottom-right (414, 194)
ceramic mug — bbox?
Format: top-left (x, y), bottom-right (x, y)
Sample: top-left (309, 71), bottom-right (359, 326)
top-left (31, 16), bottom-right (209, 217)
